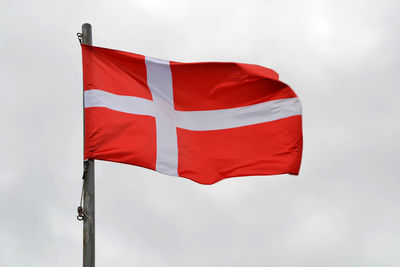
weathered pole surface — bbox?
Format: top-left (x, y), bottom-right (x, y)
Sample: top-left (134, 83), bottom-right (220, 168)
top-left (82, 23), bottom-right (95, 267)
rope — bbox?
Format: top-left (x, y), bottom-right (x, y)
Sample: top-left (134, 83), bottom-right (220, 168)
top-left (77, 160), bottom-right (89, 221)
top-left (77, 181), bottom-right (86, 221)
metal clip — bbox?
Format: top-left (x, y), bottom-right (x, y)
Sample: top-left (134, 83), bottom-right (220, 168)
top-left (77, 206), bottom-right (86, 221)
top-left (77, 32), bottom-right (83, 44)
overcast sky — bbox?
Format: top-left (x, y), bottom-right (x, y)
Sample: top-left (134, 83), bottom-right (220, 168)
top-left (1, 0), bottom-right (399, 266)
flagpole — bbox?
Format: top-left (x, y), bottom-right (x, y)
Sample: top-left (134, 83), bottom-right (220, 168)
top-left (82, 23), bottom-right (95, 267)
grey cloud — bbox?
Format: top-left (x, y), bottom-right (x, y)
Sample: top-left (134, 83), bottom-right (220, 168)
top-left (1, 0), bottom-right (399, 266)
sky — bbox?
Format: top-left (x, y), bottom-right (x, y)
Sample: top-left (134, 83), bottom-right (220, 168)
top-left (1, 0), bottom-right (399, 266)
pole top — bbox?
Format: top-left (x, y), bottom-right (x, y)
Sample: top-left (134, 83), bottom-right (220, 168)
top-left (81, 23), bottom-right (92, 46)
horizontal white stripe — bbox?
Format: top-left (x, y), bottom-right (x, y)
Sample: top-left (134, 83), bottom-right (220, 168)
top-left (84, 89), bottom-right (155, 117)
top-left (85, 90), bottom-right (302, 131)
top-left (175, 97), bottom-right (302, 131)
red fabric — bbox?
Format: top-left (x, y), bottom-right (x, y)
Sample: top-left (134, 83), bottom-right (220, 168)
top-left (170, 61), bottom-right (296, 111)
top-left (85, 108), bottom-right (157, 170)
top-left (82, 44), bottom-right (303, 184)
top-left (82, 45), bottom-right (156, 169)
top-left (177, 116), bottom-right (302, 184)
top-left (82, 45), bottom-right (152, 99)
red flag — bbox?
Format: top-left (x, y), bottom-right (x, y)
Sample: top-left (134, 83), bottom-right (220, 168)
top-left (82, 44), bottom-right (303, 184)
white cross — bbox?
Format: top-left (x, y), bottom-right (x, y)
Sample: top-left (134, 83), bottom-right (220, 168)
top-left (84, 57), bottom-right (302, 177)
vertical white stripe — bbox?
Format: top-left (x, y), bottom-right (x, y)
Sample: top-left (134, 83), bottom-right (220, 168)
top-left (145, 57), bottom-right (179, 176)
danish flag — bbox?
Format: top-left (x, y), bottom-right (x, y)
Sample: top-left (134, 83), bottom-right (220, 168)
top-left (81, 45), bottom-right (303, 184)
